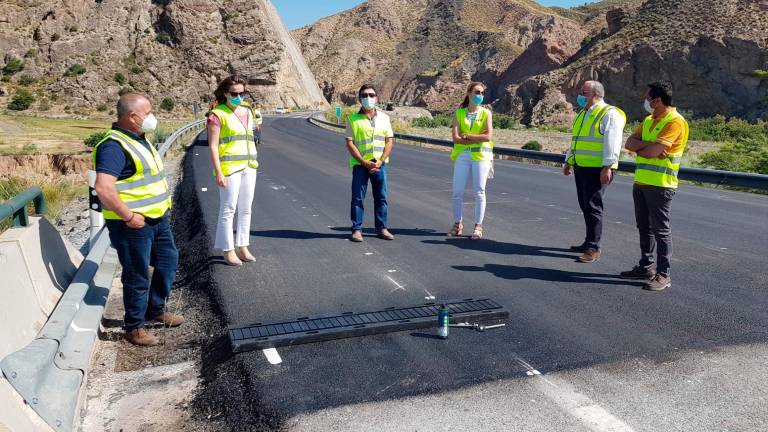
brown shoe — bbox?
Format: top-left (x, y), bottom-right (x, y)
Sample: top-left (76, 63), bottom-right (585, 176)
top-left (644, 273), bottom-right (671, 291)
top-left (377, 229), bottom-right (395, 240)
top-left (124, 328), bottom-right (159, 346)
top-left (620, 265), bottom-right (656, 280)
top-left (152, 312), bottom-right (185, 327)
top-left (577, 248), bottom-right (601, 263)
top-left (350, 230), bottom-right (363, 242)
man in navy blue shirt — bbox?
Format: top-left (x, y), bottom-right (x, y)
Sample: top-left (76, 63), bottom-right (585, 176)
top-left (94, 93), bottom-right (183, 347)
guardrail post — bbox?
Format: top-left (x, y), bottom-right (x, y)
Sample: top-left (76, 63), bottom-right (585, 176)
top-left (87, 170), bottom-right (104, 252)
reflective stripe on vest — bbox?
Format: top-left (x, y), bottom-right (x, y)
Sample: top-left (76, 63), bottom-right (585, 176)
top-left (92, 129), bottom-right (171, 220)
top-left (348, 112), bottom-right (390, 168)
top-left (569, 104), bottom-right (625, 169)
top-left (451, 107), bottom-right (494, 162)
top-left (634, 110), bottom-right (689, 188)
top-left (211, 104), bottom-right (258, 176)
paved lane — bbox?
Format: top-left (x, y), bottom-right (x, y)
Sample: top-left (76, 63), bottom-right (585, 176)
top-left (188, 116), bottom-right (768, 431)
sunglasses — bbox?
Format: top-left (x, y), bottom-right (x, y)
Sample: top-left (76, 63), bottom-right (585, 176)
top-left (229, 91), bottom-right (246, 97)
top-left (360, 93), bottom-right (377, 98)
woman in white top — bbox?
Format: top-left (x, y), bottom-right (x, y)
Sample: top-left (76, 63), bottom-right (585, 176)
top-left (207, 75), bottom-right (258, 266)
top-left (448, 82), bottom-right (494, 240)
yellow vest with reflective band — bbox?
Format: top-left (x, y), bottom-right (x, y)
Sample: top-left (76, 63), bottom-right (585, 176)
top-left (634, 110), bottom-right (689, 189)
top-left (92, 129), bottom-right (171, 220)
top-left (451, 107), bottom-right (493, 161)
top-left (568, 104), bottom-right (625, 169)
top-left (348, 112), bottom-right (390, 168)
top-left (253, 108), bottom-right (263, 127)
top-left (211, 104), bottom-right (258, 176)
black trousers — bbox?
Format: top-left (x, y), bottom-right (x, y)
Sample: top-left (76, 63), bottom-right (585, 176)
top-left (574, 166), bottom-right (611, 249)
top-left (633, 184), bottom-right (675, 275)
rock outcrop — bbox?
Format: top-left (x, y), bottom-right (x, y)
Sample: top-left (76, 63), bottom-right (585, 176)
top-left (0, 0), bottom-right (326, 113)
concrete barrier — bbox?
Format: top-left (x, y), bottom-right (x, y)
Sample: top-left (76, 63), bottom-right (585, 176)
top-left (0, 217), bottom-right (83, 431)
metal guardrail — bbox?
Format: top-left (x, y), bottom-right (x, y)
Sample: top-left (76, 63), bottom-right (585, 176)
top-left (0, 119), bottom-right (206, 432)
top-left (308, 115), bottom-right (768, 191)
top-left (0, 186), bottom-right (48, 227)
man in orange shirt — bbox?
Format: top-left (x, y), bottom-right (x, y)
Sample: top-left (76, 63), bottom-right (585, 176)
top-left (621, 81), bottom-right (689, 291)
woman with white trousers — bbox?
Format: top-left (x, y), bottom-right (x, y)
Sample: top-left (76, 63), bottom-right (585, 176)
top-left (208, 75), bottom-right (259, 266)
top-left (448, 82), bottom-right (494, 240)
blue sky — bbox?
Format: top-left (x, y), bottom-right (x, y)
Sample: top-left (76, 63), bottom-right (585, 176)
top-left (274, 0), bottom-right (601, 30)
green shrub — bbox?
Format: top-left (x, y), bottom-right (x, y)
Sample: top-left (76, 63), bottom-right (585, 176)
top-left (18, 74), bottom-right (36, 86)
top-left (84, 131), bottom-right (108, 147)
top-left (2, 57), bottom-right (24, 75)
top-left (522, 140), bottom-right (543, 151)
top-left (114, 72), bottom-right (126, 84)
top-left (581, 36), bottom-right (592, 47)
top-left (7, 90), bottom-right (35, 110)
top-left (160, 97), bottom-right (175, 111)
top-left (412, 114), bottom-right (452, 128)
top-left (697, 136), bottom-right (768, 174)
top-left (118, 87), bottom-right (133, 96)
top-left (155, 32), bottom-right (171, 45)
top-left (494, 114), bottom-right (520, 129)
top-left (24, 49), bottom-right (37, 58)
top-left (65, 63), bottom-right (86, 77)
top-left (687, 116), bottom-right (768, 142)
top-left (130, 65), bottom-right (144, 74)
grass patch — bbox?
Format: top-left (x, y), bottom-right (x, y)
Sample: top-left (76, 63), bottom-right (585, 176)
top-left (0, 175), bottom-right (87, 232)
top-left (0, 114), bottom-right (110, 154)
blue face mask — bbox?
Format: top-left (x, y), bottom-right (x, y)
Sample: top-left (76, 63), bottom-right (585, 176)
top-left (361, 97), bottom-right (376, 110)
top-left (577, 94), bottom-right (587, 108)
top-left (229, 95), bottom-right (244, 106)
top-left (471, 94), bottom-right (484, 105)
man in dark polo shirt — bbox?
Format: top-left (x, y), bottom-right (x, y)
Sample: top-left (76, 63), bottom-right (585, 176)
top-left (94, 93), bottom-right (183, 346)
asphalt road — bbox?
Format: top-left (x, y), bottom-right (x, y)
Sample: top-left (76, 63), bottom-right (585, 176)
top-left (188, 115), bottom-right (768, 431)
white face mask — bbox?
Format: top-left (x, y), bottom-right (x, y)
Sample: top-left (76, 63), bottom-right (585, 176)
top-left (643, 99), bottom-right (653, 114)
top-left (139, 113), bottom-right (158, 133)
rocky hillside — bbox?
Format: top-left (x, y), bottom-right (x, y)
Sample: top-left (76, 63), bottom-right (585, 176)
top-left (0, 0), bottom-right (326, 115)
top-left (293, 0), bottom-right (768, 125)
top-left (293, 0), bottom-right (589, 111)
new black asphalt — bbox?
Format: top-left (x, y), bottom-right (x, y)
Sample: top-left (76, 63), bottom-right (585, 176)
top-left (187, 115), bottom-right (768, 429)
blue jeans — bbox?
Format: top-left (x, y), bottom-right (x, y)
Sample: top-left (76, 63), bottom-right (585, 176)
top-left (351, 164), bottom-right (388, 232)
top-left (106, 215), bottom-right (179, 331)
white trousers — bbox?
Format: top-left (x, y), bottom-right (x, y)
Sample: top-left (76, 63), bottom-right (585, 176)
top-left (452, 151), bottom-right (491, 225)
top-left (215, 167), bottom-right (257, 251)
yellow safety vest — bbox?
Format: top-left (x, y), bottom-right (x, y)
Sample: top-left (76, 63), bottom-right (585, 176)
top-left (253, 108), bottom-right (263, 127)
top-left (569, 104), bottom-right (625, 169)
top-left (451, 107), bottom-right (493, 161)
top-left (211, 104), bottom-right (258, 176)
top-left (348, 112), bottom-right (390, 168)
top-left (93, 129), bottom-right (171, 220)
top-left (635, 110), bottom-right (689, 189)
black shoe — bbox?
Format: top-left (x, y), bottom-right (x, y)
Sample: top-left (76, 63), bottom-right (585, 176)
top-left (619, 266), bottom-right (656, 280)
top-left (569, 243), bottom-right (589, 253)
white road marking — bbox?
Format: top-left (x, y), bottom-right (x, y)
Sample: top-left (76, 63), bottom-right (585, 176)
top-left (514, 356), bottom-right (636, 432)
top-left (386, 275), bottom-right (406, 292)
top-left (312, 214), bottom-right (319, 217)
top-left (387, 269), bottom-right (397, 273)
top-left (201, 188), bottom-right (207, 192)
top-left (524, 218), bottom-right (544, 222)
top-left (262, 348), bottom-right (282, 365)
top-left (424, 288), bottom-right (435, 300)
top-left (194, 153), bottom-right (199, 155)
top-left (364, 252), bottom-right (373, 256)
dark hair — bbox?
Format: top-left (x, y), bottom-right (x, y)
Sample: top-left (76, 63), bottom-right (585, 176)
top-left (648, 81), bottom-right (673, 106)
top-left (461, 82), bottom-right (485, 108)
top-left (358, 84), bottom-right (376, 99)
top-left (214, 75), bottom-right (247, 105)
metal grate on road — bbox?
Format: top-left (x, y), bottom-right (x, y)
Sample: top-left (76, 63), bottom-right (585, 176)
top-left (229, 298), bottom-right (509, 353)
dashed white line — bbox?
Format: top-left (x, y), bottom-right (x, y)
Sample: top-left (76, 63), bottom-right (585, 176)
top-left (201, 188), bottom-right (207, 192)
top-left (364, 252), bottom-right (373, 256)
top-left (514, 356), bottom-right (636, 432)
top-left (262, 348), bottom-right (282, 365)
top-left (387, 269), bottom-right (397, 273)
top-left (386, 275), bottom-right (406, 292)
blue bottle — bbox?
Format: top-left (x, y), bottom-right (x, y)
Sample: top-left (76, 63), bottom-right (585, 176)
top-left (438, 305), bottom-right (449, 339)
